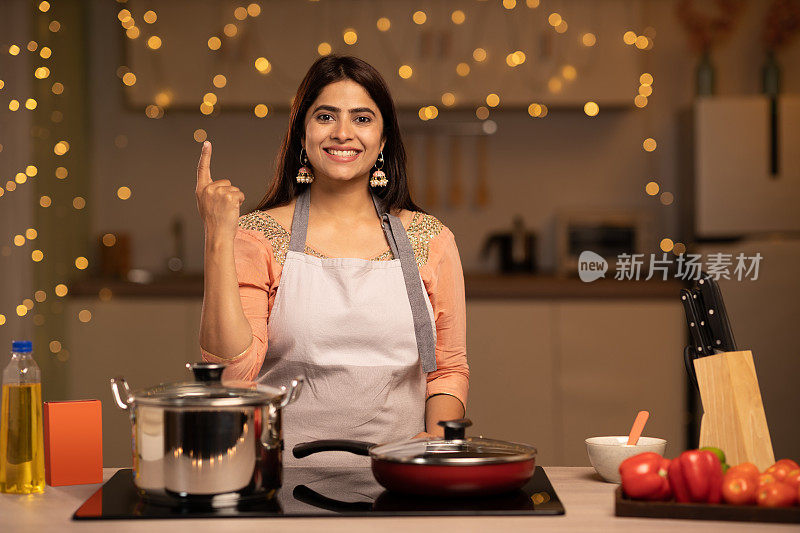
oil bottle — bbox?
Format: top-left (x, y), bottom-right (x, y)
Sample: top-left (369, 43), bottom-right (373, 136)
top-left (0, 340), bottom-right (45, 494)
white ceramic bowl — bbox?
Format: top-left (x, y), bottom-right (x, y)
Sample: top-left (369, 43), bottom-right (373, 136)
top-left (585, 436), bottom-right (667, 483)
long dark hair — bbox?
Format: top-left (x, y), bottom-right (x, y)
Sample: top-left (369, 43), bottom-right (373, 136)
top-left (251, 55), bottom-right (423, 214)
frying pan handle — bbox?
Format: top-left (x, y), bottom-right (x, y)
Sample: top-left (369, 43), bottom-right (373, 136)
top-left (293, 440), bottom-right (374, 458)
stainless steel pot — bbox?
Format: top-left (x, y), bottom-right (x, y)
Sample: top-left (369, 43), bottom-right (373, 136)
top-left (110, 362), bottom-right (303, 505)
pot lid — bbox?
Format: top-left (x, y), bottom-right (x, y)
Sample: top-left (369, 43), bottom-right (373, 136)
top-left (130, 363), bottom-right (286, 408)
top-left (369, 419), bottom-right (537, 465)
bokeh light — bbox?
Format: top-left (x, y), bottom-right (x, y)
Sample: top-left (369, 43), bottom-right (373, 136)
top-left (317, 42), bottom-right (332, 55)
top-left (343, 28), bottom-right (357, 45)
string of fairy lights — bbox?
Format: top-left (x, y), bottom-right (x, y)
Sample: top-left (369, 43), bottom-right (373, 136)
top-left (0, 0), bottom-right (97, 362)
top-left (0, 0), bottom-right (679, 340)
top-left (111, 0), bottom-right (678, 251)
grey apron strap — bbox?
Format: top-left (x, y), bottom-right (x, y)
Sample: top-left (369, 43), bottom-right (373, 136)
top-left (371, 193), bottom-right (438, 373)
top-left (288, 188), bottom-right (311, 253)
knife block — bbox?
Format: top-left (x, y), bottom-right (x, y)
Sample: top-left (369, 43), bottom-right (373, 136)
top-left (693, 350), bottom-right (775, 471)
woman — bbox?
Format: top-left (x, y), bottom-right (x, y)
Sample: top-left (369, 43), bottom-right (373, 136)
top-left (196, 55), bottom-right (468, 466)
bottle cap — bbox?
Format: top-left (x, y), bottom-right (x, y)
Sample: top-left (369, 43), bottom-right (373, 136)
top-left (12, 340), bottom-right (33, 353)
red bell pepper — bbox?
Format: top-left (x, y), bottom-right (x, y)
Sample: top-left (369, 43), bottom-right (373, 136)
top-left (668, 449), bottom-right (723, 503)
top-left (619, 452), bottom-right (672, 501)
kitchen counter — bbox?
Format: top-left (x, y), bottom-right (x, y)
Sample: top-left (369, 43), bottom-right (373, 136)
top-left (69, 273), bottom-right (683, 299)
top-left (2, 468), bottom-right (795, 532)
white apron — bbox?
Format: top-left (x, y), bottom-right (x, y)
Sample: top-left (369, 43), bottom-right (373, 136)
top-left (258, 188), bottom-right (437, 467)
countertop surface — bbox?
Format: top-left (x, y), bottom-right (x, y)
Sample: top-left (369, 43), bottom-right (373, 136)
top-left (2, 467), bottom-right (796, 532)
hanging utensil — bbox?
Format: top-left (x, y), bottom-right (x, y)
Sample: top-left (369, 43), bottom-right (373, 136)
top-left (449, 136), bottom-right (463, 207)
top-left (475, 135), bottom-right (489, 207)
top-left (406, 134), bottom-right (417, 197)
top-left (424, 134), bottom-right (438, 208)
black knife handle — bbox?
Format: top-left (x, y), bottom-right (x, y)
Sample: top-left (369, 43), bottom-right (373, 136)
top-left (697, 275), bottom-right (737, 352)
top-left (293, 440), bottom-right (374, 458)
top-left (690, 288), bottom-right (715, 355)
top-left (684, 345), bottom-right (700, 392)
top-left (680, 289), bottom-right (708, 356)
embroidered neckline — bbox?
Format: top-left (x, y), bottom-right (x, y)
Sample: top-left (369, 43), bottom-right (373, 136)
top-left (238, 210), bottom-right (443, 266)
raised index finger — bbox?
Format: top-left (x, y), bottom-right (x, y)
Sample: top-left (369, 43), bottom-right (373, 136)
top-left (196, 141), bottom-right (212, 188)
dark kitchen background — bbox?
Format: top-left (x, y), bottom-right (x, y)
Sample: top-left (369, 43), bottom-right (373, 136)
top-left (1, 0), bottom-right (798, 467)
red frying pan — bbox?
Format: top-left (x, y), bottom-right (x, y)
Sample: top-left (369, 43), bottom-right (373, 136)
top-left (293, 419), bottom-right (537, 497)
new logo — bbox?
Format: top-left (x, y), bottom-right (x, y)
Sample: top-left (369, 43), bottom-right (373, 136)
top-left (578, 251), bottom-right (608, 282)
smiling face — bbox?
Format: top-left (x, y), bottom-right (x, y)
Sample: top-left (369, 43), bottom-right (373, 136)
top-left (303, 79), bottom-right (385, 184)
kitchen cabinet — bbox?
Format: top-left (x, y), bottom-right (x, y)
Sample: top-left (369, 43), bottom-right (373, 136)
top-left (63, 299), bottom-right (203, 468)
top-left (553, 301), bottom-right (685, 466)
top-left (466, 300), bottom-right (685, 466)
top-left (465, 301), bottom-right (558, 465)
top-left (64, 296), bottom-right (685, 468)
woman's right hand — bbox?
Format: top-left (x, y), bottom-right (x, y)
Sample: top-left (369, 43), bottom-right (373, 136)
top-left (195, 141), bottom-right (245, 241)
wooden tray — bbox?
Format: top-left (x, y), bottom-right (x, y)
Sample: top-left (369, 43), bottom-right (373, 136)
top-left (615, 487), bottom-right (800, 524)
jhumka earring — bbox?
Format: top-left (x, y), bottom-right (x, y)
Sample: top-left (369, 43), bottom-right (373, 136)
top-left (296, 148), bottom-right (314, 184)
top-left (370, 151), bottom-right (388, 187)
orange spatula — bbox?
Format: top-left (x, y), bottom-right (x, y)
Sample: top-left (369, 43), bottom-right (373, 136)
top-left (627, 410), bottom-right (650, 445)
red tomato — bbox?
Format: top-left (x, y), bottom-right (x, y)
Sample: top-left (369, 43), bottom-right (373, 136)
top-left (722, 473), bottom-right (757, 505)
top-left (726, 462), bottom-right (759, 481)
top-left (784, 469), bottom-right (800, 490)
top-left (765, 462), bottom-right (793, 482)
top-left (775, 459), bottom-right (800, 471)
top-left (757, 482), bottom-right (796, 508)
top-left (758, 473), bottom-right (777, 487)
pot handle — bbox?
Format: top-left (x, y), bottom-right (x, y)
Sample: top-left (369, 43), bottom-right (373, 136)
top-left (293, 440), bottom-right (374, 458)
top-left (278, 376), bottom-right (304, 408)
top-left (110, 377), bottom-right (133, 410)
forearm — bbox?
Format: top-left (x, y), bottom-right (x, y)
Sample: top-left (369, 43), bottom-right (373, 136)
top-left (424, 394), bottom-right (466, 436)
top-left (199, 234), bottom-right (252, 358)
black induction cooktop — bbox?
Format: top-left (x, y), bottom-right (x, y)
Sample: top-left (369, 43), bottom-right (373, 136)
top-left (73, 466), bottom-right (564, 519)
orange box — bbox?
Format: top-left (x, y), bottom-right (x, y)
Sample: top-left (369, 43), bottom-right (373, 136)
top-left (43, 400), bottom-right (103, 486)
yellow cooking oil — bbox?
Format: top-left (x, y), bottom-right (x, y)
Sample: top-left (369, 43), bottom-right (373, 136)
top-left (0, 383), bottom-right (45, 494)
